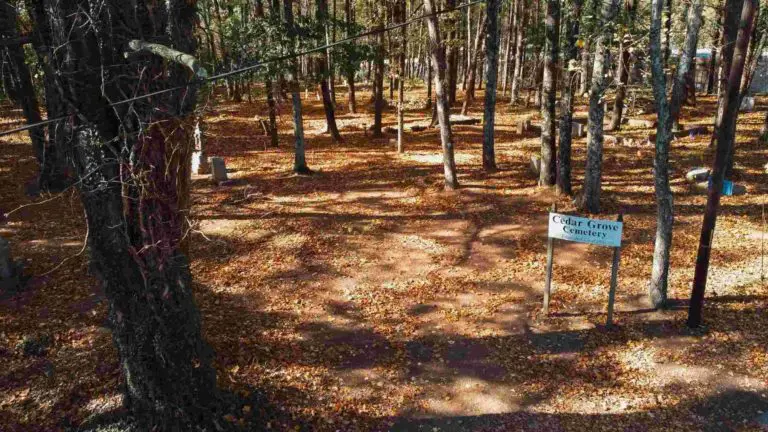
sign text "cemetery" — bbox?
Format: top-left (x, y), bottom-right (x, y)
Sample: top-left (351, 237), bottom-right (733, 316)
top-left (548, 213), bottom-right (623, 248)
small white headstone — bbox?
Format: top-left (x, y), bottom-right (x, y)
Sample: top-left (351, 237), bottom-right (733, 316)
top-left (572, 122), bottom-right (585, 138)
top-left (740, 96), bottom-right (755, 112)
top-left (530, 155), bottom-right (541, 175)
top-left (685, 167), bottom-right (710, 183)
top-left (211, 157), bottom-right (228, 182)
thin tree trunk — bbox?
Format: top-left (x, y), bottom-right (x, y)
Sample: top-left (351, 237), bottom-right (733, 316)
top-left (373, 14), bottom-right (385, 137)
top-left (726, 5), bottom-right (764, 176)
top-left (255, 0), bottom-right (280, 147)
top-left (446, 0), bottom-right (460, 105)
top-left (557, 0), bottom-right (583, 195)
top-left (345, 0), bottom-right (357, 113)
top-left (426, 41), bottom-right (433, 108)
top-left (398, 0), bottom-right (406, 153)
top-left (540, 0), bottom-right (560, 186)
top-left (483, 0), bottom-right (501, 172)
top-left (689, 0), bottom-right (757, 328)
top-left (510, 0), bottom-right (525, 104)
top-left (711, 0), bottom-right (745, 147)
top-left (284, 0), bottom-right (311, 173)
top-left (648, 0), bottom-right (675, 308)
top-left (580, 0), bottom-right (619, 213)
top-left (670, 0), bottom-right (704, 131)
top-left (663, 0), bottom-right (672, 66)
top-left (424, 0), bottom-right (459, 190)
top-left (609, 0), bottom-right (637, 131)
top-left (316, 0), bottom-right (343, 142)
top-left (0, 2), bottom-right (51, 188)
top-left (706, 4), bottom-right (723, 95)
top-left (501, 0), bottom-right (516, 96)
top-left (461, 12), bottom-right (488, 115)
top-left (578, 40), bottom-right (591, 95)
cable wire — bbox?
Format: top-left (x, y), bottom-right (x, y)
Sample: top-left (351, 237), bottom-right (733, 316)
top-left (0, 0), bottom-right (482, 138)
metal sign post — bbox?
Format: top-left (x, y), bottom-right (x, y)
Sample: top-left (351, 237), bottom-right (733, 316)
top-left (542, 207), bottom-right (624, 327)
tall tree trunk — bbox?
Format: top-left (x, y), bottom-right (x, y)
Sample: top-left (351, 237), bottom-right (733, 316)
top-left (557, 0), bottom-right (583, 195)
top-left (38, 0), bottom-right (224, 427)
top-left (0, 3), bottom-right (45, 167)
top-left (540, 0), bottom-right (560, 186)
top-left (255, 0), bottom-right (280, 148)
top-left (373, 12), bottom-right (385, 137)
top-left (424, 0), bottom-right (460, 190)
top-left (663, 0), bottom-right (672, 66)
top-left (316, 0), bottom-right (343, 142)
top-left (446, 0), bottom-right (460, 105)
top-left (284, 0), bottom-right (311, 173)
top-left (670, 0), bottom-right (704, 131)
top-left (689, 0), bottom-right (757, 328)
top-left (578, 40), bottom-right (591, 95)
top-left (461, 12), bottom-right (488, 115)
top-left (726, 5), bottom-right (764, 176)
top-left (345, 0), bottom-right (357, 113)
top-left (580, 0), bottom-right (619, 213)
top-left (649, 0), bottom-right (675, 309)
top-left (711, 0), bottom-right (744, 148)
top-left (706, 4), bottom-right (723, 95)
top-left (482, 0), bottom-right (501, 172)
top-left (397, 0), bottom-right (406, 153)
top-left (609, 0), bottom-right (637, 131)
top-left (501, 0), bottom-right (516, 96)
top-left (509, 0), bottom-right (525, 104)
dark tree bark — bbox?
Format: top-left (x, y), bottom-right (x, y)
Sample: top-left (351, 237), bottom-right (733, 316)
top-left (539, 0), bottom-right (560, 186)
top-left (35, 0), bottom-right (224, 427)
top-left (345, 0), bottom-right (357, 113)
top-left (284, 0), bottom-right (311, 173)
top-left (609, 0), bottom-right (637, 131)
top-left (397, 0), bottom-right (406, 153)
top-left (509, 0), bottom-right (525, 104)
top-left (316, 0), bottom-right (343, 142)
top-left (663, 0), bottom-right (672, 66)
top-left (706, 4), bottom-right (723, 95)
top-left (711, 0), bottom-right (745, 148)
top-left (461, 12), bottom-right (488, 115)
top-left (372, 13), bottom-right (385, 137)
top-left (648, 0), bottom-right (675, 309)
top-left (426, 42), bottom-right (433, 108)
top-left (3, 1), bottom-right (69, 191)
top-left (0, 2), bottom-right (44, 164)
top-left (689, 0), bottom-right (757, 328)
top-left (580, 0), bottom-right (619, 213)
top-left (557, 0), bottom-right (583, 195)
top-left (578, 40), bottom-right (591, 95)
top-left (255, 0), bottom-right (280, 147)
top-left (501, 0), bottom-right (516, 97)
top-left (482, 0), bottom-right (501, 172)
top-left (446, 0), bottom-right (460, 106)
top-left (670, 0), bottom-right (704, 131)
top-left (424, 0), bottom-right (459, 190)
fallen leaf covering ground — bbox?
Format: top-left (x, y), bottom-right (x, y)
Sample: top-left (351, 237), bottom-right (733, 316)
top-left (1, 85), bottom-right (768, 431)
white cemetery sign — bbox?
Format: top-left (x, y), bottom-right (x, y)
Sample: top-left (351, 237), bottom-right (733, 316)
top-left (547, 213), bottom-right (623, 247)
top-left (542, 207), bottom-right (624, 326)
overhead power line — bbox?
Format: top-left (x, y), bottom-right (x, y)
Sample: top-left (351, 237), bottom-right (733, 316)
top-left (0, 0), bottom-right (483, 138)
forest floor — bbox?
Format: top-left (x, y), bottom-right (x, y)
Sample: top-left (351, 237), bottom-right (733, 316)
top-left (1, 85), bottom-right (768, 431)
